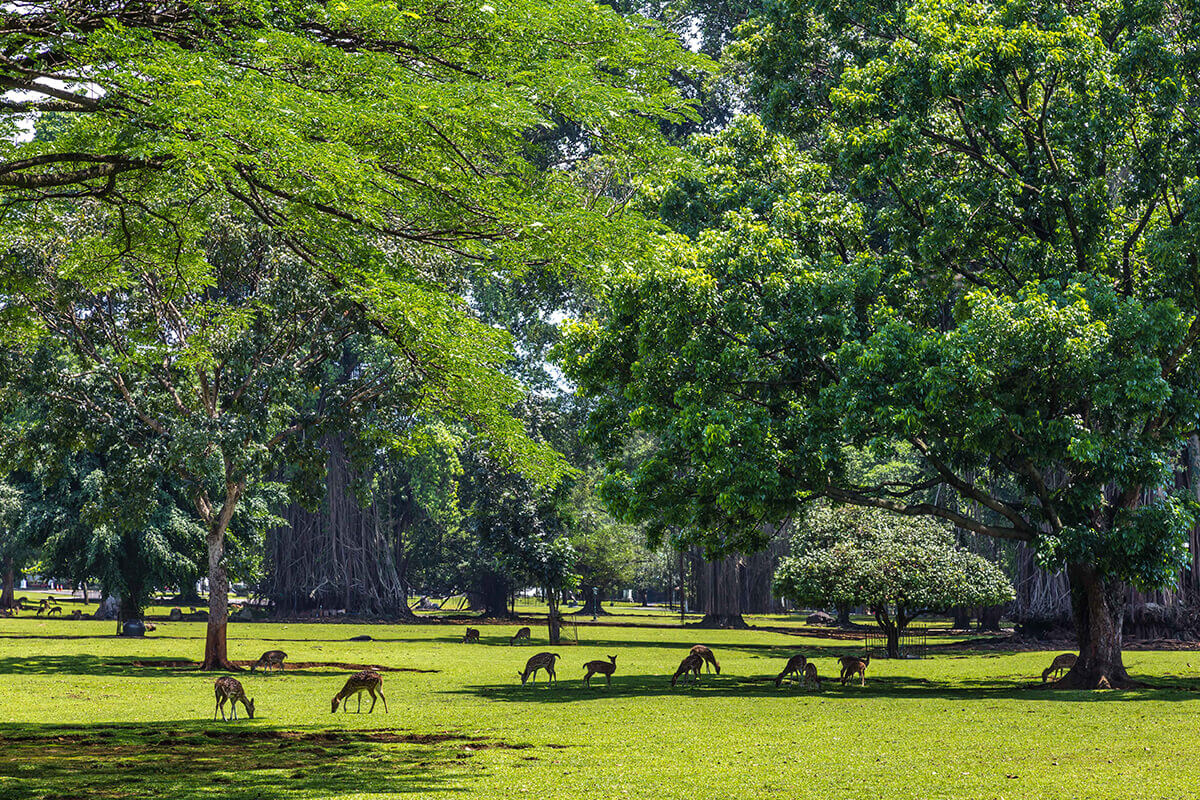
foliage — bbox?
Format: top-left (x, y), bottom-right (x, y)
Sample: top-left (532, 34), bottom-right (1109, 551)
top-left (565, 0), bottom-right (1200, 677)
top-left (774, 504), bottom-right (1015, 643)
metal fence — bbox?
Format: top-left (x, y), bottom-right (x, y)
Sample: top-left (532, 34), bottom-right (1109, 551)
top-left (863, 624), bottom-right (928, 658)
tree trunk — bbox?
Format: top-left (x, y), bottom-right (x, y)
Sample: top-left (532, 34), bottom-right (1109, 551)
top-left (201, 530), bottom-right (237, 669)
top-left (477, 572), bottom-right (513, 618)
top-left (1057, 563), bottom-right (1130, 688)
top-left (978, 605), bottom-right (1004, 632)
top-left (577, 586), bottom-right (609, 616)
top-left (694, 554), bottom-right (747, 628)
top-left (952, 606), bottom-right (971, 630)
top-left (1, 558), bottom-right (14, 609)
top-left (547, 589), bottom-right (562, 645)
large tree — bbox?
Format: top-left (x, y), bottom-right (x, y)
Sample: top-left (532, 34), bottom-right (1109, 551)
top-left (565, 0), bottom-right (1200, 687)
top-left (774, 505), bottom-right (1014, 657)
top-left (0, 1), bottom-right (697, 667)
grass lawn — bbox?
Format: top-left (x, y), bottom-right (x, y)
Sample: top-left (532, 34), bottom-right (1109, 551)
top-left (0, 617), bottom-right (1196, 800)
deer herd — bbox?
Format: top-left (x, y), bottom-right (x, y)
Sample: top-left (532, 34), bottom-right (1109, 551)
top-left (195, 631), bottom-right (1086, 722)
top-left (3, 599), bottom-right (1083, 720)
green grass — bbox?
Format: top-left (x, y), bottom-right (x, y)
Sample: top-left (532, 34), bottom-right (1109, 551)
top-left (0, 616), bottom-right (1196, 799)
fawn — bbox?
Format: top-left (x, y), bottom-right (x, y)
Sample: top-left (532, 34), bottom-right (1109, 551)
top-left (510, 626), bottom-right (531, 645)
top-left (583, 655), bottom-right (617, 687)
top-left (803, 662), bottom-right (821, 689)
top-left (1042, 653), bottom-right (1077, 683)
top-left (214, 677), bottom-right (255, 721)
top-left (519, 652), bottom-right (561, 685)
top-left (671, 652), bottom-right (703, 687)
top-left (251, 650), bottom-right (287, 673)
top-left (775, 654), bottom-right (808, 687)
top-left (839, 655), bottom-right (870, 686)
top-left (690, 645), bottom-right (721, 674)
top-left (332, 670), bottom-right (387, 713)
top-left (462, 627), bottom-right (481, 643)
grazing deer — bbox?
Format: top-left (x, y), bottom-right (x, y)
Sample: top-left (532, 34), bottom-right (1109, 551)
top-left (690, 645), bottom-right (721, 674)
top-left (519, 652), bottom-right (561, 685)
top-left (803, 662), bottom-right (821, 689)
top-left (839, 655), bottom-right (870, 686)
top-left (1042, 653), bottom-right (1077, 683)
top-left (583, 655), bottom-right (617, 687)
top-left (251, 650), bottom-right (287, 673)
top-left (35, 599), bottom-right (56, 617)
top-left (671, 652), bottom-right (703, 687)
top-left (69, 609), bottom-right (82, 620)
top-left (510, 626), bottom-right (531, 645)
top-left (47, 606), bottom-right (62, 616)
top-left (213, 677), bottom-right (255, 721)
top-left (461, 627), bottom-right (480, 643)
top-left (775, 654), bottom-right (808, 687)
top-left (331, 670), bottom-right (387, 713)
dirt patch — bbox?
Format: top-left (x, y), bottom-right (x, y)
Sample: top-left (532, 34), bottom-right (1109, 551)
top-left (126, 659), bottom-right (438, 673)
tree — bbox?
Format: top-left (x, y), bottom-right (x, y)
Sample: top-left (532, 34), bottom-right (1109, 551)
top-left (774, 505), bottom-right (1014, 657)
top-left (0, 478), bottom-right (34, 609)
top-left (565, 0), bottom-right (1200, 688)
top-left (0, 0), bottom-right (697, 667)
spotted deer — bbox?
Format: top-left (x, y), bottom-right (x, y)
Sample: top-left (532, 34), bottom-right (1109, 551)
top-left (583, 655), bottom-right (617, 687)
top-left (251, 650), bottom-right (287, 673)
top-left (689, 645), bottom-right (721, 674)
top-left (1042, 653), bottom-right (1077, 683)
top-left (214, 677), bottom-right (255, 721)
top-left (671, 652), bottom-right (703, 687)
top-left (839, 655), bottom-right (870, 686)
top-left (332, 670), bottom-right (387, 713)
top-left (803, 662), bottom-right (821, 689)
top-left (47, 606), bottom-right (62, 616)
top-left (35, 599), bottom-right (56, 617)
top-left (519, 652), bottom-right (561, 685)
top-left (462, 627), bottom-right (481, 643)
top-left (775, 654), bottom-right (808, 687)
top-left (510, 626), bottom-right (531, 646)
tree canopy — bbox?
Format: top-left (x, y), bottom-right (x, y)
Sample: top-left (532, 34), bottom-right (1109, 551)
top-left (563, 0), bottom-right (1200, 686)
top-left (774, 504), bottom-right (1014, 656)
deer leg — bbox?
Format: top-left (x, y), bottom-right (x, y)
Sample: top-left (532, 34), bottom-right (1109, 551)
top-left (357, 691), bottom-right (362, 713)
top-left (378, 689), bottom-right (387, 713)
top-left (606, 673), bottom-right (611, 686)
top-left (367, 688), bottom-right (377, 713)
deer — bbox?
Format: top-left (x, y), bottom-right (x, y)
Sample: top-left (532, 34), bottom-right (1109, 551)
top-left (671, 652), bottom-right (703, 687)
top-left (34, 599), bottom-right (56, 617)
top-left (803, 662), bottom-right (821, 689)
top-left (690, 645), bottom-right (721, 674)
top-left (518, 652), bottom-right (561, 685)
top-left (510, 626), bottom-right (531, 645)
top-left (839, 655), bottom-right (870, 686)
top-left (1042, 653), bottom-right (1077, 683)
top-left (69, 609), bottom-right (82, 620)
top-left (47, 606), bottom-right (62, 616)
top-left (251, 650), bottom-right (287, 673)
top-left (462, 627), bottom-right (481, 643)
top-left (331, 670), bottom-right (387, 713)
top-left (213, 677), bottom-right (255, 721)
top-left (583, 655), bottom-right (617, 687)
top-left (775, 654), bottom-right (808, 687)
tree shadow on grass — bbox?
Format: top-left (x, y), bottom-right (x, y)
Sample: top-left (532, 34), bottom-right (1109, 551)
top-left (0, 655), bottom-right (434, 679)
top-left (451, 672), bottom-right (1200, 704)
top-left (0, 721), bottom-right (493, 800)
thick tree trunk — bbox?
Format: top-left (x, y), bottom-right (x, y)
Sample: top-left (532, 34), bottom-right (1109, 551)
top-left (952, 606), bottom-right (971, 630)
top-left (694, 554), bottom-right (747, 628)
top-left (836, 604), bottom-right (854, 627)
top-left (1, 558), bottom-right (14, 609)
top-left (1056, 564), bottom-right (1130, 688)
top-left (547, 590), bottom-right (562, 645)
top-left (577, 586), bottom-right (610, 616)
top-left (478, 572), bottom-right (513, 619)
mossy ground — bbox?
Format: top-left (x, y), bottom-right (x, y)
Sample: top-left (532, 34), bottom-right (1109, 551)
top-left (0, 609), bottom-right (1196, 799)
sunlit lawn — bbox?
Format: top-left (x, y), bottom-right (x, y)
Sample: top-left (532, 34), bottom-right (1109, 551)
top-left (0, 614), bottom-right (1196, 799)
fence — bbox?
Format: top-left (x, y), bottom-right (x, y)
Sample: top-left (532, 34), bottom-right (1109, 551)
top-left (863, 624), bottom-right (927, 658)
